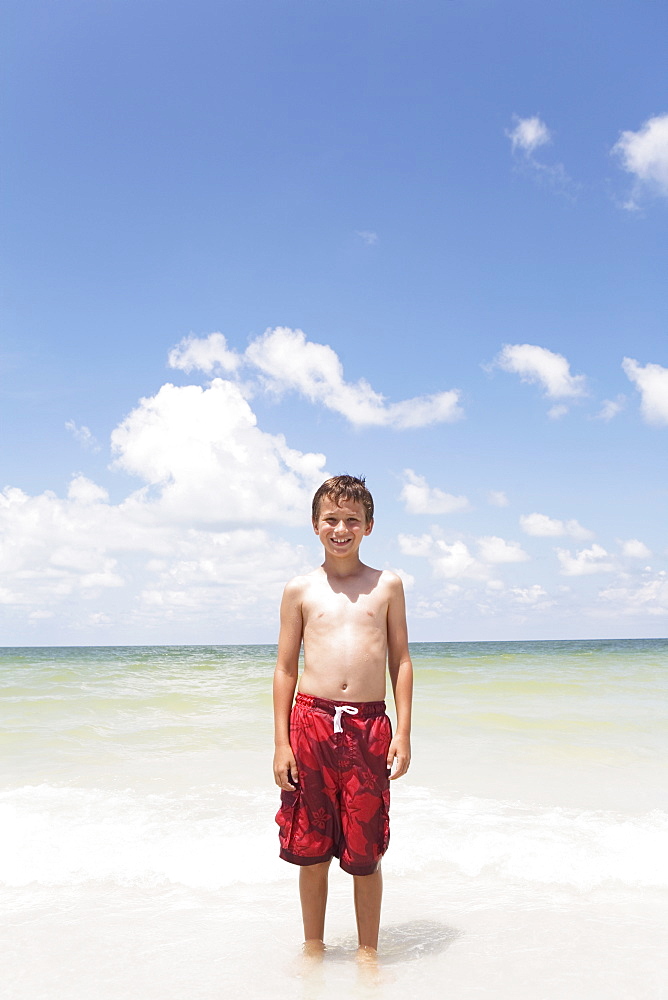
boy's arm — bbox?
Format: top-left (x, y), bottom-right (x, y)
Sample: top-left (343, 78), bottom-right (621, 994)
top-left (273, 579), bottom-right (304, 791)
top-left (386, 575), bottom-right (413, 780)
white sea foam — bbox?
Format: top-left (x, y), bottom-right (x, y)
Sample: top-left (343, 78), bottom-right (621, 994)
top-left (2, 782), bottom-right (666, 892)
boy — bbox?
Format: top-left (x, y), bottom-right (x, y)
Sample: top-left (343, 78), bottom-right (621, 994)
top-left (273, 475), bottom-right (413, 962)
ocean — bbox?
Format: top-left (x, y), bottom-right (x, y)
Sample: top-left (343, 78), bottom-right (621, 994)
top-left (1, 640), bottom-right (666, 999)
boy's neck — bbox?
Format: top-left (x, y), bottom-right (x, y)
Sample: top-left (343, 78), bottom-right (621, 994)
top-left (321, 552), bottom-right (367, 578)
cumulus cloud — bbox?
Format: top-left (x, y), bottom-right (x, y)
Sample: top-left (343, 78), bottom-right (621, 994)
top-left (400, 470), bottom-right (469, 515)
top-left (245, 327), bottom-right (463, 428)
top-left (509, 584), bottom-right (551, 606)
top-left (110, 379), bottom-right (326, 524)
top-left (477, 536), bottom-right (529, 564)
top-left (1, 373), bottom-right (330, 637)
top-left (168, 332), bottom-right (241, 374)
top-left (493, 344), bottom-right (587, 407)
top-left (595, 395), bottom-right (626, 421)
top-left (556, 544), bottom-right (614, 576)
top-left (599, 570), bottom-right (668, 616)
top-left (520, 513), bottom-right (593, 540)
top-left (398, 533), bottom-right (489, 580)
top-left (620, 538), bottom-right (651, 559)
top-left (507, 115), bottom-right (551, 155)
top-left (506, 115), bottom-right (576, 196)
top-left (166, 328), bottom-right (464, 430)
top-left (65, 421), bottom-right (100, 452)
top-left (622, 357), bottom-right (668, 425)
top-left (613, 113), bottom-right (668, 207)
top-left (487, 490), bottom-right (509, 507)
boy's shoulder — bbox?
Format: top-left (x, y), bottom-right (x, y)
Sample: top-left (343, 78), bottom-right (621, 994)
top-left (282, 567), bottom-right (322, 598)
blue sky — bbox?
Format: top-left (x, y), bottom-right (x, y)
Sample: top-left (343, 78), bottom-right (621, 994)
top-left (2, 0), bottom-right (667, 644)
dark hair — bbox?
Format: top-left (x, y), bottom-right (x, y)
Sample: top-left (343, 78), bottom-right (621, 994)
top-left (311, 475), bottom-right (374, 525)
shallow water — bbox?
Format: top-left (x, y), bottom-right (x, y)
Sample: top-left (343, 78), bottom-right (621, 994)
top-left (1, 640), bottom-right (666, 998)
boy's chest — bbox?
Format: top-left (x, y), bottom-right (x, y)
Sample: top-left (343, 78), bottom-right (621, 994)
top-left (303, 589), bottom-right (387, 629)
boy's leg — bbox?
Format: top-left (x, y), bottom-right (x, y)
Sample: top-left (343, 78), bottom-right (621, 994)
top-left (353, 866), bottom-right (383, 951)
top-left (299, 859), bottom-right (331, 947)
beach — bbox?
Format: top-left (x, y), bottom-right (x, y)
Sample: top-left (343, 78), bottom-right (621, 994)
top-left (1, 639), bottom-right (667, 999)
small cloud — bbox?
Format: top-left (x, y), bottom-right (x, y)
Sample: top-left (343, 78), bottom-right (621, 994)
top-left (492, 343), bottom-right (587, 412)
top-left (356, 230), bottom-right (378, 245)
top-left (245, 327), bottom-right (463, 429)
top-left (65, 421), bottom-right (100, 453)
top-left (397, 533), bottom-right (489, 580)
top-left (168, 332), bottom-right (241, 375)
top-left (595, 395), bottom-right (626, 421)
top-left (506, 115), bottom-right (551, 155)
top-left (506, 115), bottom-right (576, 197)
top-left (400, 469), bottom-right (469, 515)
top-left (520, 513), bottom-right (593, 540)
top-left (487, 490), bottom-right (509, 507)
top-left (612, 113), bottom-right (668, 209)
top-left (547, 403), bottom-right (569, 420)
top-left (620, 538), bottom-right (652, 559)
top-left (477, 535), bottom-right (529, 564)
top-left (622, 357), bottom-right (668, 425)
top-left (509, 584), bottom-right (552, 607)
top-left (556, 544), bottom-right (614, 576)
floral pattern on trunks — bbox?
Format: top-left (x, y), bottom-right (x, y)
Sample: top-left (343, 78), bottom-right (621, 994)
top-left (276, 694), bottom-right (392, 876)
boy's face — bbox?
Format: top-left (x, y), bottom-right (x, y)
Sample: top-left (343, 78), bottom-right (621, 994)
top-left (313, 497), bottom-right (373, 559)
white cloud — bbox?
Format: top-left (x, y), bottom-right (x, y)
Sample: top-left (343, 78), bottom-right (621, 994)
top-left (595, 395), bottom-right (626, 421)
top-left (520, 513), bottom-right (593, 540)
top-left (599, 571), bottom-right (668, 616)
top-left (620, 538), bottom-right (652, 559)
top-left (168, 333), bottom-right (241, 374)
top-left (165, 328), bottom-right (464, 430)
top-left (506, 116), bottom-right (576, 197)
top-left (509, 584), bottom-right (551, 606)
top-left (0, 372), bottom-right (332, 637)
top-left (432, 540), bottom-right (488, 579)
top-left (622, 357), bottom-right (668, 425)
top-left (245, 327), bottom-right (463, 428)
top-left (110, 379), bottom-right (326, 524)
top-left (397, 533), bottom-right (434, 558)
top-left (613, 113), bottom-right (668, 207)
top-left (487, 490), bottom-right (509, 507)
top-left (68, 475), bottom-right (110, 504)
top-left (400, 469), bottom-right (469, 515)
top-left (477, 535), bottom-right (529, 564)
top-left (398, 533), bottom-right (489, 580)
top-left (556, 544), bottom-right (614, 576)
top-left (356, 230), bottom-right (378, 245)
top-left (494, 344), bottom-right (587, 402)
top-left (507, 115), bottom-right (551, 155)
top-left (65, 421), bottom-right (100, 452)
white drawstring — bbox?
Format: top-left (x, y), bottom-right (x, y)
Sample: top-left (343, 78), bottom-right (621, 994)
top-left (333, 705), bottom-right (359, 733)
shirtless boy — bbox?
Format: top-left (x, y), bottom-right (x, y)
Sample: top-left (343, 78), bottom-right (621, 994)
top-left (273, 475), bottom-right (413, 961)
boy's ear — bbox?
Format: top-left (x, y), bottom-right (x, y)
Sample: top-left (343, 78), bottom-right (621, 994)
top-left (312, 520), bottom-right (319, 534)
top-left (364, 518), bottom-right (374, 536)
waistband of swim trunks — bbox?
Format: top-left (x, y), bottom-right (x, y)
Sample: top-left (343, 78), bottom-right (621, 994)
top-left (295, 692), bottom-right (386, 718)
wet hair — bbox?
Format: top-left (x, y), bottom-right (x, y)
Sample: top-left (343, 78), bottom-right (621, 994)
top-left (311, 475), bottom-right (374, 525)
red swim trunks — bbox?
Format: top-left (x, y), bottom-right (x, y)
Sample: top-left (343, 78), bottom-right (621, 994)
top-left (276, 693), bottom-right (392, 876)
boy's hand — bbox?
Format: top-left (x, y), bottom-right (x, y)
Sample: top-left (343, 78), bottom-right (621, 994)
top-left (387, 734), bottom-right (411, 780)
top-left (273, 744), bottom-right (299, 791)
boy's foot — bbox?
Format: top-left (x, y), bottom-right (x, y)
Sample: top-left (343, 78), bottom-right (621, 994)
top-left (302, 939), bottom-right (326, 961)
top-left (356, 945), bottom-right (381, 984)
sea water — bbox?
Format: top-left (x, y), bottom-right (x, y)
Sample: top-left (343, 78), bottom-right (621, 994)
top-left (1, 640), bottom-right (666, 999)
